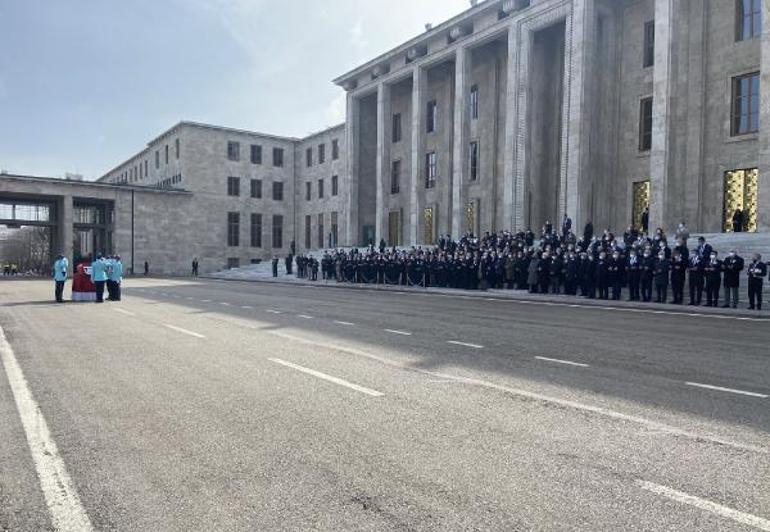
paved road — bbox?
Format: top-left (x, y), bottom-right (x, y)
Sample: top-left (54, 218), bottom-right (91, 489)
top-left (0, 278), bottom-right (768, 531)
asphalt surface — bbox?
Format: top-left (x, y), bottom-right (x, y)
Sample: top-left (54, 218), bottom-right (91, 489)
top-left (0, 277), bottom-right (768, 531)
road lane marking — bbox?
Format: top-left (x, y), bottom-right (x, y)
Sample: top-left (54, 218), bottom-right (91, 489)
top-left (0, 327), bottom-right (94, 531)
top-left (113, 308), bottom-right (136, 317)
top-left (447, 340), bottom-right (484, 349)
top-left (164, 324), bottom-right (206, 339)
top-left (200, 299), bottom-right (211, 303)
top-left (241, 305), bottom-right (253, 309)
top-left (535, 356), bottom-right (589, 368)
top-left (685, 382), bottom-right (768, 399)
top-left (384, 329), bottom-right (412, 336)
top-left (268, 358), bottom-right (384, 397)
top-left (266, 309), bottom-right (282, 314)
top-left (185, 296), bottom-right (194, 300)
top-left (297, 315), bottom-right (314, 319)
top-left (638, 481), bottom-right (770, 531)
top-left (334, 320), bottom-right (355, 326)
top-left (266, 331), bottom-right (768, 455)
top-left (220, 302), bottom-right (231, 306)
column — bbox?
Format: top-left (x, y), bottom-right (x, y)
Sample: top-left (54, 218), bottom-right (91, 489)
top-left (759, 0), bottom-right (770, 230)
top-left (451, 46), bottom-right (470, 238)
top-left (563, 0), bottom-right (595, 230)
top-left (375, 82), bottom-right (391, 244)
top-left (410, 66), bottom-right (426, 246)
top-left (60, 195), bottom-right (73, 265)
top-left (502, 23), bottom-right (519, 232)
top-left (345, 93), bottom-right (360, 246)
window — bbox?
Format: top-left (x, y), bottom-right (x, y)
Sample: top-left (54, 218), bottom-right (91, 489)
top-left (227, 141), bottom-right (240, 161)
top-left (250, 179), bottom-right (262, 199)
top-left (392, 113), bottom-right (402, 143)
top-left (643, 21), bottom-right (655, 68)
top-left (175, 138), bottom-right (180, 159)
top-left (272, 181), bottom-right (284, 201)
top-left (272, 215), bottom-right (283, 248)
top-left (469, 141), bottom-right (479, 181)
top-left (305, 215), bottom-right (312, 248)
top-left (251, 213), bottom-right (262, 247)
top-left (306, 147), bottom-right (313, 167)
top-left (331, 212), bottom-right (338, 247)
top-left (273, 147), bottom-right (284, 167)
top-left (144, 160), bottom-right (148, 176)
top-left (227, 258), bottom-right (240, 269)
top-left (639, 97), bottom-right (653, 151)
top-left (306, 182), bottom-right (312, 201)
top-left (155, 150), bottom-right (160, 169)
top-left (732, 72), bottom-right (760, 136)
top-left (317, 213), bottom-right (324, 249)
top-left (250, 144), bottom-right (262, 164)
top-left (165, 144), bottom-right (169, 164)
top-left (318, 143), bottom-right (326, 164)
top-left (332, 138), bottom-right (339, 160)
top-left (427, 100), bottom-right (438, 133)
top-left (227, 176), bottom-right (241, 196)
top-left (318, 178), bottom-right (324, 199)
top-left (470, 85), bottom-right (479, 119)
top-left (737, 0), bottom-right (762, 41)
top-left (332, 175), bottom-right (339, 196)
top-left (425, 152), bottom-right (437, 188)
top-left (227, 212), bottom-right (240, 247)
top-left (391, 160), bottom-right (401, 194)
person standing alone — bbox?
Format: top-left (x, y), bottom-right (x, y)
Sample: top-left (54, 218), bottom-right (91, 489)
top-left (53, 254), bottom-right (69, 303)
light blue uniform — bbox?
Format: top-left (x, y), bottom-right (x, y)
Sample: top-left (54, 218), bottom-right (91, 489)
top-left (90, 258), bottom-right (108, 282)
top-left (53, 258), bottom-right (69, 281)
top-left (109, 260), bottom-right (123, 282)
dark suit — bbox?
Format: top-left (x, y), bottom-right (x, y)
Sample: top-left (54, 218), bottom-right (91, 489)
top-left (747, 261), bottom-right (767, 310)
top-left (704, 259), bottom-right (722, 307)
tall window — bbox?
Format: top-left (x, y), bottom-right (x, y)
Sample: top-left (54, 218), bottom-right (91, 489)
top-left (165, 144), bottom-right (169, 164)
top-left (639, 97), bottom-right (653, 151)
top-left (306, 182), bottom-right (312, 201)
top-left (469, 141), bottom-right (479, 181)
top-left (392, 113), bottom-right (402, 143)
top-left (318, 178), bottom-right (324, 199)
top-left (175, 138), bottom-right (180, 159)
top-left (305, 215), bottom-right (312, 248)
top-left (317, 214), bottom-right (324, 248)
top-left (425, 152), bottom-right (437, 188)
top-left (427, 100), bottom-right (438, 133)
top-left (331, 212), bottom-right (338, 247)
top-left (227, 176), bottom-right (240, 196)
top-left (251, 213), bottom-right (262, 247)
top-left (332, 139), bottom-right (339, 160)
top-left (272, 182), bottom-right (284, 201)
top-left (144, 160), bottom-right (148, 176)
top-left (643, 21), bottom-right (655, 68)
top-left (251, 144), bottom-right (262, 164)
top-left (155, 150), bottom-right (160, 169)
top-left (273, 147), bottom-right (284, 167)
top-left (737, 0), bottom-right (762, 41)
top-left (732, 72), bottom-right (760, 136)
top-left (332, 175), bottom-right (339, 196)
top-left (470, 85), bottom-right (479, 119)
top-left (318, 143), bottom-right (326, 164)
top-left (227, 141), bottom-right (240, 161)
top-left (227, 212), bottom-right (240, 247)
top-left (272, 215), bottom-right (283, 248)
top-left (250, 179), bottom-right (262, 199)
top-left (391, 160), bottom-right (401, 194)
top-left (306, 147), bottom-right (313, 167)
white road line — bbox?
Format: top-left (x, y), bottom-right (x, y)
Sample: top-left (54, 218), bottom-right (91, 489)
top-left (241, 305), bottom-right (253, 309)
top-left (384, 329), bottom-right (412, 336)
top-left (220, 302), bottom-right (231, 306)
top-left (200, 299), bottom-right (211, 303)
top-left (268, 358), bottom-right (384, 397)
top-left (164, 324), bottom-right (206, 339)
top-left (265, 309), bottom-right (283, 314)
top-left (185, 296), bottom-right (194, 300)
top-left (638, 481), bottom-right (770, 531)
top-left (297, 315), bottom-right (314, 319)
top-left (334, 320), bottom-right (355, 326)
top-left (685, 381), bottom-right (768, 399)
top-left (113, 308), bottom-right (136, 317)
top-left (447, 340), bottom-right (484, 349)
top-left (535, 356), bottom-right (589, 368)
top-left (484, 298), bottom-right (502, 302)
top-left (266, 331), bottom-right (769, 455)
top-left (0, 327), bottom-right (94, 531)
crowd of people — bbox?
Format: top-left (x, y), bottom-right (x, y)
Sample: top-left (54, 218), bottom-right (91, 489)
top-left (52, 253), bottom-right (123, 303)
top-left (300, 216), bottom-right (768, 311)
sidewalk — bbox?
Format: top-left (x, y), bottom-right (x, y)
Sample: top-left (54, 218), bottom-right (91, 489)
top-left (202, 272), bottom-right (770, 319)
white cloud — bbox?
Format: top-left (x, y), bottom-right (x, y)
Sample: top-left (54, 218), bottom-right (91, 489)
top-left (325, 91), bottom-right (347, 125)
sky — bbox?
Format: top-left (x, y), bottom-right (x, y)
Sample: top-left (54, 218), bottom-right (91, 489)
top-left (0, 0), bottom-right (471, 180)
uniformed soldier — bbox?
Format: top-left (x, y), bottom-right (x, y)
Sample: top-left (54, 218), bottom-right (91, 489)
top-left (108, 256), bottom-right (123, 301)
top-left (90, 254), bottom-right (108, 303)
top-left (747, 253), bottom-right (767, 311)
top-left (53, 254), bottom-right (69, 303)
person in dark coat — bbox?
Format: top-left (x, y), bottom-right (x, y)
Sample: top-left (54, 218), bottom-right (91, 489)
top-left (538, 252), bottom-right (551, 294)
top-left (704, 251), bottom-right (722, 307)
top-left (549, 252), bottom-right (563, 294)
top-left (732, 209), bottom-right (745, 233)
top-left (722, 249), bottom-right (744, 308)
top-left (271, 257), bottom-right (279, 278)
top-left (626, 249), bottom-right (641, 301)
top-left (583, 221), bottom-right (594, 247)
top-left (528, 253), bottom-right (541, 293)
top-left (687, 250), bottom-right (704, 306)
top-left (654, 252), bottom-right (670, 304)
top-left (640, 250), bottom-right (654, 302)
top-left (581, 253), bottom-right (597, 299)
top-left (747, 253), bottom-right (767, 310)
top-left (596, 252), bottom-right (610, 300)
top-left (564, 252), bottom-right (579, 296)
top-left (670, 250), bottom-right (686, 304)
top-left (608, 251), bottom-right (622, 300)
top-left (641, 207), bottom-right (650, 234)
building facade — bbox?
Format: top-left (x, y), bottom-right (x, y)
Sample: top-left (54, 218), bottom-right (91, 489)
top-left (89, 0), bottom-right (770, 273)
